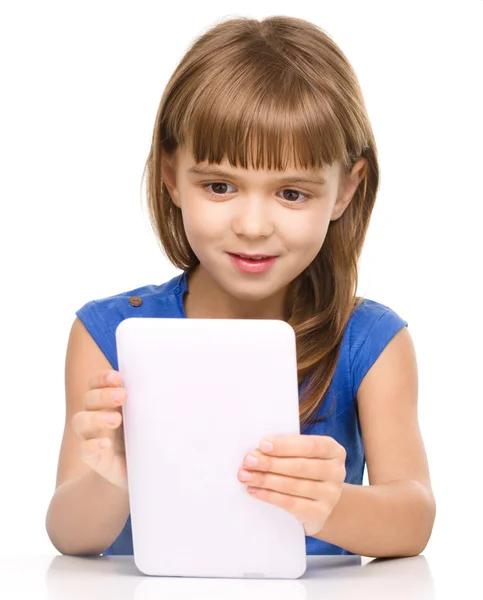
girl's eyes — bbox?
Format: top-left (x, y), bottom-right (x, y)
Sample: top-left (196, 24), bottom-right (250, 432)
top-left (202, 182), bottom-right (313, 204)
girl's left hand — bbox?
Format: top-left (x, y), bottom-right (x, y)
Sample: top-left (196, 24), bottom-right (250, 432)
top-left (237, 434), bottom-right (347, 537)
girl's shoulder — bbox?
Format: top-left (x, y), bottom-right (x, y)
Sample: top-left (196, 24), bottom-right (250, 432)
top-left (344, 298), bottom-right (409, 397)
top-left (349, 297), bottom-right (407, 333)
top-left (74, 273), bottom-right (186, 370)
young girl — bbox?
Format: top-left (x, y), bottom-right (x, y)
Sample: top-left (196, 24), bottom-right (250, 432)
top-left (45, 15), bottom-right (436, 559)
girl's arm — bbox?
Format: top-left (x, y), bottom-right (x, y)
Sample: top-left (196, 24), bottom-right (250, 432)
top-left (313, 479), bottom-right (435, 557)
top-left (45, 317), bottom-right (130, 555)
top-left (315, 326), bottom-right (436, 556)
top-left (46, 468), bottom-right (130, 556)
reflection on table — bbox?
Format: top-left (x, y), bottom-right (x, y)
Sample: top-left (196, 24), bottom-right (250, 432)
top-left (41, 553), bottom-right (434, 600)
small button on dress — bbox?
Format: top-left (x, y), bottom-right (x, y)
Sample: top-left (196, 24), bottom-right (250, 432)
top-left (128, 296), bottom-right (143, 307)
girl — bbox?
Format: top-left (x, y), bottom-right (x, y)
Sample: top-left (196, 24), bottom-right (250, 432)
top-left (45, 15), bottom-right (436, 559)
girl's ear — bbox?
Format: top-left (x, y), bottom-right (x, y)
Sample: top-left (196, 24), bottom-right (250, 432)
top-left (330, 158), bottom-right (367, 221)
top-left (160, 149), bottom-right (181, 208)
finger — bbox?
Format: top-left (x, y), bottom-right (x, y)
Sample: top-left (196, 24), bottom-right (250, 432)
top-left (72, 410), bottom-right (122, 439)
top-left (242, 450), bottom-right (345, 482)
top-left (258, 434), bottom-right (346, 459)
top-left (88, 370), bottom-right (123, 390)
top-left (239, 469), bottom-right (326, 501)
top-left (83, 386), bottom-right (126, 411)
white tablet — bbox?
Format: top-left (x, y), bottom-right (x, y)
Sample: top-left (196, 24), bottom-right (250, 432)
top-left (115, 317), bottom-right (307, 579)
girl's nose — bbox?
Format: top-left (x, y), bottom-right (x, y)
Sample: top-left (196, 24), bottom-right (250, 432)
top-left (231, 197), bottom-right (274, 238)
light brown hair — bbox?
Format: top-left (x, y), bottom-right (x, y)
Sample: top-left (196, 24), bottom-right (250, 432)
top-left (142, 15), bottom-right (379, 428)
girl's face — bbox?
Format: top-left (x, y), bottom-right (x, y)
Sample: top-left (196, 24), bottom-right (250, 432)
top-left (161, 145), bottom-right (366, 317)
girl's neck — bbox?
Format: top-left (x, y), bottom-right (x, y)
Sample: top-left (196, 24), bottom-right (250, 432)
top-left (183, 265), bottom-right (289, 321)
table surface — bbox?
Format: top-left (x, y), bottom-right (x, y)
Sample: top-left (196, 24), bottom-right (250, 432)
top-left (0, 553), bottom-right (476, 599)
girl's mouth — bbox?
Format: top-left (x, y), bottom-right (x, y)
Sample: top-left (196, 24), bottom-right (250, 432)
top-left (227, 253), bottom-right (278, 273)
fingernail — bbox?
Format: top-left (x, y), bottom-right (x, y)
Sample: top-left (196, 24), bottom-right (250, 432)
top-left (260, 440), bottom-right (273, 452)
top-left (245, 454), bottom-right (258, 467)
top-left (239, 469), bottom-right (252, 481)
top-left (112, 390), bottom-right (123, 404)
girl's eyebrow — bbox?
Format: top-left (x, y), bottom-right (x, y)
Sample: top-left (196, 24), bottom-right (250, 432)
top-left (187, 165), bottom-right (328, 186)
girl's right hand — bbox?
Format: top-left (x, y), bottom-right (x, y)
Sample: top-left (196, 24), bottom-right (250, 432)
top-left (72, 369), bottom-right (128, 490)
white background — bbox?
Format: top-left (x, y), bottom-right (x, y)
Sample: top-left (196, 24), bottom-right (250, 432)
top-left (1, 0), bottom-right (482, 579)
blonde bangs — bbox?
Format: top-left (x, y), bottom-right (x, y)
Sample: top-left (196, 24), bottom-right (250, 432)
top-left (165, 57), bottom-right (350, 173)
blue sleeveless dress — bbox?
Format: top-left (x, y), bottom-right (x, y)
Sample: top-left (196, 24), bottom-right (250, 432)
top-left (75, 270), bottom-right (408, 556)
